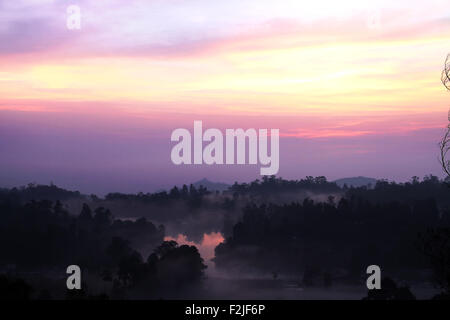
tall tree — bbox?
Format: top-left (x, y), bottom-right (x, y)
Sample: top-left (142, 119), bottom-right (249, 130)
top-left (440, 54), bottom-right (450, 178)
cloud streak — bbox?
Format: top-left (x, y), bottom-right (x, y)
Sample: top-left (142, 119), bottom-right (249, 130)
top-left (0, 0), bottom-right (449, 191)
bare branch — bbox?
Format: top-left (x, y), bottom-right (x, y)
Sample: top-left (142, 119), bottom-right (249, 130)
top-left (440, 126), bottom-right (450, 178)
top-left (442, 54), bottom-right (450, 92)
top-left (440, 54), bottom-right (450, 178)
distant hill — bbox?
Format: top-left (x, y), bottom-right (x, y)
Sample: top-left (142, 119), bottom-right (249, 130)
top-left (334, 176), bottom-right (377, 188)
top-left (192, 178), bottom-right (230, 192)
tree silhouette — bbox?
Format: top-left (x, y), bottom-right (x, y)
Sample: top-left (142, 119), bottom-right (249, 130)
top-left (363, 277), bottom-right (416, 300)
top-left (1, 178), bottom-right (450, 299)
top-left (442, 54), bottom-right (450, 91)
top-left (419, 228), bottom-right (450, 297)
top-left (440, 128), bottom-right (450, 178)
top-left (423, 63), bottom-right (450, 298)
top-left (441, 54), bottom-right (450, 179)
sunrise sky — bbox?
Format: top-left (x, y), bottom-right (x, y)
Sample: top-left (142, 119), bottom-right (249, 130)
top-left (1, 0), bottom-right (449, 194)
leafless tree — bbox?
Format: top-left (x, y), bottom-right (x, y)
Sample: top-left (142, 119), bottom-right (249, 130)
top-left (440, 54), bottom-right (450, 179)
top-left (419, 55), bottom-right (450, 299)
top-left (442, 54), bottom-right (450, 90)
top-left (440, 126), bottom-right (450, 178)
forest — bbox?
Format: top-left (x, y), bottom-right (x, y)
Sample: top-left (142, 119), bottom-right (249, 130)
top-left (0, 175), bottom-right (449, 299)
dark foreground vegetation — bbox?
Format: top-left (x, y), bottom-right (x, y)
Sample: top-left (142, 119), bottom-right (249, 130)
top-left (0, 175), bottom-right (449, 299)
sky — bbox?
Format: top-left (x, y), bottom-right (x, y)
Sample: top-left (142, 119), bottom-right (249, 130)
top-left (0, 0), bottom-right (449, 194)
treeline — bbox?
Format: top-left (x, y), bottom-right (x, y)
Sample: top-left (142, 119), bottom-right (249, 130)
top-left (346, 175), bottom-right (450, 206)
top-left (214, 195), bottom-right (450, 281)
top-left (229, 175), bottom-right (340, 196)
top-left (105, 184), bottom-right (211, 209)
top-left (3, 175), bottom-right (448, 207)
top-left (0, 200), bottom-right (164, 269)
top-left (0, 197), bottom-right (207, 299)
top-left (0, 183), bottom-right (83, 204)
top-left (1, 175), bottom-right (449, 298)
